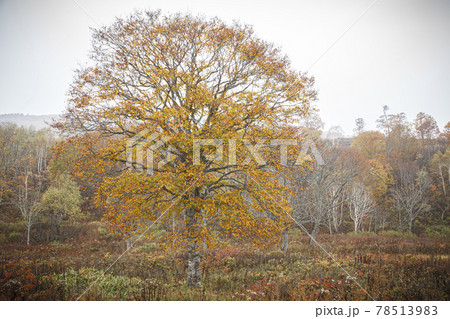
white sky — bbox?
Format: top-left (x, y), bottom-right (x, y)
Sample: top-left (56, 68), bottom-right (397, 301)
top-left (0, 0), bottom-right (449, 135)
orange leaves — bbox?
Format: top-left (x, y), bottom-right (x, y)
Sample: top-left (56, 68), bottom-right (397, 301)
top-left (52, 10), bottom-right (318, 252)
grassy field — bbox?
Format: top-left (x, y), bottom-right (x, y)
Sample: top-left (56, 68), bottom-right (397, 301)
top-left (1, 222), bottom-right (448, 301)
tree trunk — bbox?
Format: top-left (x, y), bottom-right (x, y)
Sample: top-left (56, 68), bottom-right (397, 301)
top-left (172, 218), bottom-right (176, 246)
top-left (280, 228), bottom-right (289, 252)
top-left (53, 213), bottom-right (63, 241)
top-left (187, 242), bottom-right (201, 287)
top-left (56, 214), bottom-right (63, 240)
top-left (202, 214), bottom-right (207, 253)
top-left (310, 222), bottom-right (320, 246)
top-left (26, 224), bottom-right (31, 246)
top-left (408, 219), bottom-right (413, 234)
top-left (186, 204), bottom-right (201, 287)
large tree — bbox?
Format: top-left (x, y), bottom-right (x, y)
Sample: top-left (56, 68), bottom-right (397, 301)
top-left (54, 11), bottom-right (316, 287)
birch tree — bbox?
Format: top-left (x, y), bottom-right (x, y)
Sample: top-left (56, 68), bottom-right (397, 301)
top-left (393, 168), bottom-right (431, 233)
top-left (292, 147), bottom-right (358, 244)
top-left (348, 184), bottom-right (374, 233)
top-left (16, 170), bottom-right (42, 245)
top-left (1, 124), bottom-right (53, 245)
top-left (430, 149), bottom-right (450, 220)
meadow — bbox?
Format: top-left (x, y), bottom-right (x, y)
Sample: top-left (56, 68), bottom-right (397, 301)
top-left (1, 222), bottom-right (448, 301)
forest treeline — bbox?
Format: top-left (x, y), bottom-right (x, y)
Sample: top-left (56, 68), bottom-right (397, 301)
top-left (0, 107), bottom-right (449, 248)
top-left (289, 108), bottom-right (449, 247)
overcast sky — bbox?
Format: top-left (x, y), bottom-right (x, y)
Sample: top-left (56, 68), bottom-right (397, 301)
top-left (0, 0), bottom-right (449, 135)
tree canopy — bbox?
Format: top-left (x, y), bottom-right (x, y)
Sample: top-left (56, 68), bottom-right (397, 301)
top-left (54, 10), bottom-right (317, 286)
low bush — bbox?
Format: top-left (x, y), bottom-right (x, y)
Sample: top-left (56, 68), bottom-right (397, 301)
top-left (139, 242), bottom-right (159, 253)
top-left (425, 225), bottom-right (450, 239)
top-left (8, 232), bottom-right (23, 243)
top-left (97, 226), bottom-right (115, 239)
top-left (347, 231), bottom-right (377, 237)
top-left (378, 230), bottom-right (416, 238)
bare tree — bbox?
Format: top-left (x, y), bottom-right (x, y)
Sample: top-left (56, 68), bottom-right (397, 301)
top-left (430, 149), bottom-right (450, 220)
top-left (292, 147), bottom-right (358, 244)
top-left (414, 112), bottom-right (440, 162)
top-left (348, 184), bottom-right (374, 233)
top-left (354, 118), bottom-right (366, 136)
top-left (0, 124), bottom-right (53, 245)
top-left (325, 187), bottom-right (348, 234)
top-left (325, 126), bottom-right (345, 147)
top-left (16, 170), bottom-right (42, 245)
top-left (393, 168), bottom-right (430, 233)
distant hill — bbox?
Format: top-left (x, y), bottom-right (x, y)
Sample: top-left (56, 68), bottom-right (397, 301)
top-left (0, 113), bottom-right (58, 130)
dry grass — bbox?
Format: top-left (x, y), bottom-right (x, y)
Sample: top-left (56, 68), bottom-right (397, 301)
top-left (1, 225), bottom-right (448, 300)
